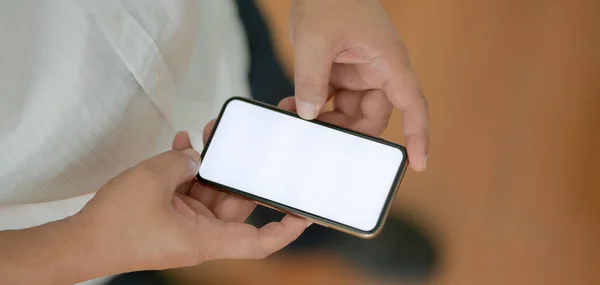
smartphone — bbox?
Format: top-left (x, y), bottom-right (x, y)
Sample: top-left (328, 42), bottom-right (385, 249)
top-left (196, 97), bottom-right (408, 239)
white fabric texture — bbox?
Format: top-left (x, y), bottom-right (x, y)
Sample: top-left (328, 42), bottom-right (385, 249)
top-left (1, 0), bottom-right (249, 283)
top-left (0, 0), bottom-right (248, 264)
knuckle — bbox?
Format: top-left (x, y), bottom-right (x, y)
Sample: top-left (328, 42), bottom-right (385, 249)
top-left (176, 150), bottom-right (196, 166)
top-left (385, 43), bottom-right (412, 71)
top-left (241, 233), bottom-right (271, 260)
top-left (166, 150), bottom-right (188, 165)
top-left (419, 88), bottom-right (429, 110)
top-left (296, 76), bottom-right (326, 92)
top-left (212, 203), bottom-right (227, 220)
top-left (293, 24), bottom-right (323, 44)
top-left (391, 37), bottom-right (408, 53)
top-left (295, 78), bottom-right (328, 104)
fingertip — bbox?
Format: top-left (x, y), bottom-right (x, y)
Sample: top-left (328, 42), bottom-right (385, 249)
top-left (408, 151), bottom-right (427, 172)
top-left (292, 43), bottom-right (332, 120)
top-left (277, 96), bottom-right (297, 112)
top-left (202, 119), bottom-right (217, 145)
top-left (177, 131), bottom-right (189, 139)
top-left (172, 131), bottom-right (191, 150)
top-left (282, 214), bottom-right (311, 231)
top-left (295, 99), bottom-right (319, 120)
top-left (410, 155), bottom-right (427, 172)
top-left (406, 135), bottom-right (428, 172)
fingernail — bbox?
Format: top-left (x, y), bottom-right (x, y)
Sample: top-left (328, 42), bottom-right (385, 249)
top-left (306, 221), bottom-right (313, 228)
top-left (183, 148), bottom-right (201, 163)
top-left (296, 99), bottom-right (319, 120)
top-left (422, 155), bottom-right (427, 171)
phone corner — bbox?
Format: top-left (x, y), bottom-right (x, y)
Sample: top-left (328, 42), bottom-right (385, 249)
top-left (395, 144), bottom-right (408, 158)
top-left (223, 96), bottom-right (249, 106)
top-left (358, 224), bottom-right (386, 239)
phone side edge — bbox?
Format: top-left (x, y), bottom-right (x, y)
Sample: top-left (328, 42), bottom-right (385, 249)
top-left (358, 148), bottom-right (409, 239)
top-left (196, 96), bottom-right (246, 181)
top-left (221, 97), bottom-right (407, 152)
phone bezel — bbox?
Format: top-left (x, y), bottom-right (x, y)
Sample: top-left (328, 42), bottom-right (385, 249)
top-left (196, 97), bottom-right (408, 239)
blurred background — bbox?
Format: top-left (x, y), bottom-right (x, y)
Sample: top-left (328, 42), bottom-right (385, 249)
top-left (112, 0), bottom-right (600, 284)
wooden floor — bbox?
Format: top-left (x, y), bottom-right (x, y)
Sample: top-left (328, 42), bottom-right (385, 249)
top-left (168, 1), bottom-right (600, 284)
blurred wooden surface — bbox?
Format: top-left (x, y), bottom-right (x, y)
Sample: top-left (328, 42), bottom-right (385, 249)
top-left (169, 0), bottom-right (600, 284)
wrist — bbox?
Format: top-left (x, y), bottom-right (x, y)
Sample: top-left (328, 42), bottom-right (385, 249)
top-left (40, 214), bottom-right (124, 284)
top-left (61, 213), bottom-right (122, 282)
top-left (0, 215), bottom-right (121, 285)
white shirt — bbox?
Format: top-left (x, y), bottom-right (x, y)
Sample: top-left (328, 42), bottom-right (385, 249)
top-left (0, 0), bottom-right (249, 277)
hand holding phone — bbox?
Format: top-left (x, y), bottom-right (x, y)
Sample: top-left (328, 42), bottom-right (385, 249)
top-left (197, 97), bottom-right (408, 238)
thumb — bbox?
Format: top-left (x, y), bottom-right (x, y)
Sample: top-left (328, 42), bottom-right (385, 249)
top-left (293, 32), bottom-right (336, 120)
top-left (134, 149), bottom-right (201, 196)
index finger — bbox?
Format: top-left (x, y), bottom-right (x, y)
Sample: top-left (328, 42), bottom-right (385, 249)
top-left (382, 50), bottom-right (429, 172)
top-left (293, 30), bottom-right (336, 120)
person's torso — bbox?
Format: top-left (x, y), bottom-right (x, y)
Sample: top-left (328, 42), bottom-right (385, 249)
top-left (0, 0), bottom-right (249, 228)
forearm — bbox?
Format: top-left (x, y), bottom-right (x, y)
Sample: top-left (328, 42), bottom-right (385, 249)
top-left (0, 215), bottom-right (116, 285)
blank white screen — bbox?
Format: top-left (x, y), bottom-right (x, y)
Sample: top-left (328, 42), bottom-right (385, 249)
top-left (199, 99), bottom-right (405, 232)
